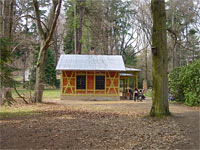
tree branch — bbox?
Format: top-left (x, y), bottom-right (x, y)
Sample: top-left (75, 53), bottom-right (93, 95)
top-left (32, 0), bottom-right (45, 39)
top-left (18, 15), bottom-right (49, 32)
top-left (14, 85), bottom-right (28, 104)
top-left (46, 0), bottom-right (62, 45)
top-left (36, 0), bottom-right (62, 67)
top-left (11, 40), bottom-right (24, 54)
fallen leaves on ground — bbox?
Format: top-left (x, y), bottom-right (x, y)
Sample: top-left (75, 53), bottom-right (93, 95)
top-left (0, 102), bottom-right (187, 150)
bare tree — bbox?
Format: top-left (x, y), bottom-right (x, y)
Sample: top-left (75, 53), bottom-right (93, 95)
top-left (32, 0), bottom-right (62, 103)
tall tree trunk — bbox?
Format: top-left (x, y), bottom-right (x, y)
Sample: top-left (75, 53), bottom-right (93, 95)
top-left (103, 27), bottom-right (109, 55)
top-left (74, 0), bottom-right (83, 54)
top-left (32, 43), bottom-right (48, 102)
top-left (74, 0), bottom-right (78, 54)
top-left (1, 0), bottom-right (14, 101)
top-left (103, 5), bottom-right (109, 55)
top-left (145, 48), bottom-right (148, 83)
top-left (173, 44), bottom-right (177, 69)
top-left (54, 33), bottom-right (58, 65)
top-left (32, 0), bottom-right (62, 103)
top-left (0, 1), bottom-right (3, 36)
top-left (2, 0), bottom-right (13, 38)
top-left (150, 0), bottom-right (170, 117)
top-left (143, 48), bottom-right (148, 93)
top-left (77, 0), bottom-right (83, 54)
top-left (23, 53), bottom-right (26, 88)
top-left (171, 0), bottom-right (176, 70)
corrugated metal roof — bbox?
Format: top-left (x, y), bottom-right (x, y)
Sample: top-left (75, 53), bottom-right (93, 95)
top-left (125, 67), bottom-right (141, 72)
top-left (56, 54), bottom-right (126, 71)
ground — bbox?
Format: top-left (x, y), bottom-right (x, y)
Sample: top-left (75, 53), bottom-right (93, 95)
top-left (0, 98), bottom-right (199, 150)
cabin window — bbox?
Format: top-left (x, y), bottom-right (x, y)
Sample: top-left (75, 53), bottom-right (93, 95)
top-left (76, 75), bottom-right (86, 89)
top-left (95, 76), bottom-right (105, 90)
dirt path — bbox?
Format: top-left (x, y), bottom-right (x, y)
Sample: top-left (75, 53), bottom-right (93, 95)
top-left (0, 98), bottom-right (199, 150)
top-left (169, 103), bottom-right (200, 150)
top-left (46, 98), bottom-right (200, 150)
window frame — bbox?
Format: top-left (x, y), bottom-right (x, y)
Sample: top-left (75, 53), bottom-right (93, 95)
top-left (76, 75), bottom-right (86, 90)
top-left (95, 75), bottom-right (105, 90)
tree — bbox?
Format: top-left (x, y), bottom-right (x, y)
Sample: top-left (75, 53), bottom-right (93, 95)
top-left (0, 0), bottom-right (15, 103)
top-left (32, 0), bottom-right (62, 103)
top-left (31, 46), bottom-right (59, 88)
top-left (166, 0), bottom-right (200, 70)
top-left (45, 49), bottom-right (59, 87)
top-left (150, 0), bottom-right (170, 117)
top-left (0, 38), bottom-right (19, 104)
top-left (63, 0), bottom-right (137, 57)
top-left (136, 49), bottom-right (152, 88)
top-left (74, 0), bottom-right (85, 54)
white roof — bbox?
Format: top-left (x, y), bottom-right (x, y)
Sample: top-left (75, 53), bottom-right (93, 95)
top-left (125, 67), bottom-right (141, 72)
top-left (56, 54), bottom-right (126, 71)
top-left (120, 73), bottom-right (133, 77)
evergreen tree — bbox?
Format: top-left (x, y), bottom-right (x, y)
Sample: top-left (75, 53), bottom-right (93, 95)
top-left (0, 38), bottom-right (19, 104)
top-left (31, 46), bottom-right (59, 89)
top-left (45, 49), bottom-right (59, 88)
top-left (0, 0), bottom-right (15, 103)
top-left (63, 0), bottom-right (75, 54)
top-left (63, 0), bottom-right (136, 57)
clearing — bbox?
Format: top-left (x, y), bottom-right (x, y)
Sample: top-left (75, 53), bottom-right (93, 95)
top-left (0, 98), bottom-right (199, 150)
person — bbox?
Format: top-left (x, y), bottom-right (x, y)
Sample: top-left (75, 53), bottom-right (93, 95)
top-left (142, 92), bottom-right (146, 100)
top-left (168, 88), bottom-right (175, 101)
top-left (168, 93), bottom-right (174, 101)
top-left (129, 87), bottom-right (133, 100)
top-left (133, 88), bottom-right (138, 101)
top-left (138, 90), bottom-right (145, 101)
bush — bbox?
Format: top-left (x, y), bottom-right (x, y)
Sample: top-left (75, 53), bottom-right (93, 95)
top-left (168, 67), bottom-right (184, 101)
top-left (168, 59), bottom-right (200, 106)
top-left (145, 88), bottom-right (152, 97)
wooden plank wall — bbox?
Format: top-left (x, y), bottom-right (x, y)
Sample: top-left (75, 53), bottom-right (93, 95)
top-left (61, 71), bottom-right (120, 96)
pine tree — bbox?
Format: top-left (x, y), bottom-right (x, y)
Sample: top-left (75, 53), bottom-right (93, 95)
top-left (30, 46), bottom-right (59, 89)
top-left (0, 38), bottom-right (19, 104)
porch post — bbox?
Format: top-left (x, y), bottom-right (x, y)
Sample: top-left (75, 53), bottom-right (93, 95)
top-left (133, 76), bottom-right (135, 89)
top-left (127, 78), bottom-right (129, 88)
top-left (136, 72), bottom-right (138, 88)
top-left (123, 79), bottom-right (125, 97)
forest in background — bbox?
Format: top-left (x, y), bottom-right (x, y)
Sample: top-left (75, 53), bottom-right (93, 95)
top-left (0, 0), bottom-right (200, 106)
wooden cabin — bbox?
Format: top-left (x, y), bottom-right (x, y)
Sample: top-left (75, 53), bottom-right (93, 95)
top-left (56, 54), bottom-right (141, 100)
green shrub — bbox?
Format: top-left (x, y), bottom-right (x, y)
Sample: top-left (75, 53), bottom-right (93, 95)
top-left (169, 59), bottom-right (200, 106)
top-left (168, 67), bottom-right (184, 101)
top-left (145, 88), bottom-right (152, 97)
top-left (30, 46), bottom-right (60, 89)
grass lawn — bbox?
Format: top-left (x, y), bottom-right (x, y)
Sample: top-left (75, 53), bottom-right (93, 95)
top-left (0, 89), bottom-right (60, 119)
top-left (12, 88), bottom-right (60, 99)
top-left (0, 105), bottom-right (40, 119)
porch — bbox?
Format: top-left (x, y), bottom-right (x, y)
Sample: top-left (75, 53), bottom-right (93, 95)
top-left (120, 67), bottom-right (141, 99)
